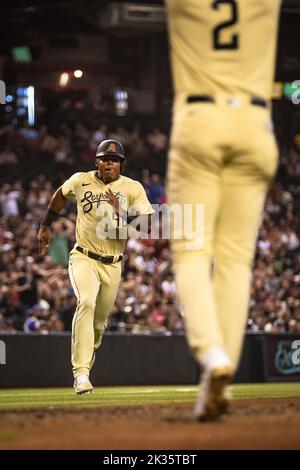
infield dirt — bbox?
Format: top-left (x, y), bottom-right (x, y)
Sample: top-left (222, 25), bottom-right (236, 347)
top-left (0, 397), bottom-right (300, 449)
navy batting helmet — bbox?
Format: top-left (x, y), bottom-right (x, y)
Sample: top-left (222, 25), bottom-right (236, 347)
top-left (96, 139), bottom-right (125, 161)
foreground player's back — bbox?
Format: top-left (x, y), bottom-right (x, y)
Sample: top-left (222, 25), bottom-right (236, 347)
top-left (166, 0), bottom-right (282, 100)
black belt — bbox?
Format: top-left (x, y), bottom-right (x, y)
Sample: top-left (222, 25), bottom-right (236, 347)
top-left (187, 95), bottom-right (267, 108)
top-left (76, 246), bottom-right (123, 264)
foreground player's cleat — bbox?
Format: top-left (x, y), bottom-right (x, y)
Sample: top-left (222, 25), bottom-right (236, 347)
top-left (195, 365), bottom-right (233, 422)
top-left (73, 374), bottom-right (94, 395)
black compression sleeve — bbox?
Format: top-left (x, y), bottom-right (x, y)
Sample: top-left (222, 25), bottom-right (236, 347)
top-left (40, 209), bottom-right (59, 227)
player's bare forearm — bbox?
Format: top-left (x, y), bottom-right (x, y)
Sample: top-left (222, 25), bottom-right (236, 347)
top-left (48, 187), bottom-right (67, 213)
top-left (38, 187), bottom-right (68, 256)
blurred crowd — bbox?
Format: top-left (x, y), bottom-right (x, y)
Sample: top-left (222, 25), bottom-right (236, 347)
top-left (0, 98), bottom-right (168, 190)
top-left (1, 99), bottom-right (300, 334)
top-left (0, 172), bottom-right (176, 335)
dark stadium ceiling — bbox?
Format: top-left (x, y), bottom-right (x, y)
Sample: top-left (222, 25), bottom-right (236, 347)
top-left (0, 0), bottom-right (299, 55)
top-left (0, 1), bottom-right (158, 54)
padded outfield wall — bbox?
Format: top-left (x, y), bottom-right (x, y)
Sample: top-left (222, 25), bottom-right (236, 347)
top-left (0, 332), bottom-right (299, 388)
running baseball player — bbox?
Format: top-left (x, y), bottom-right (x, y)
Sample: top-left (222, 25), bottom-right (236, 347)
top-left (165, 0), bottom-right (281, 420)
top-left (38, 140), bottom-right (154, 394)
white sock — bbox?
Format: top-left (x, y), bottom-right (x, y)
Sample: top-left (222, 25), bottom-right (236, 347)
top-left (200, 345), bottom-right (232, 371)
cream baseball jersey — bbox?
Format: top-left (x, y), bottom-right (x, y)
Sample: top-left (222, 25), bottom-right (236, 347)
top-left (165, 0), bottom-right (281, 100)
top-left (61, 171), bottom-right (154, 255)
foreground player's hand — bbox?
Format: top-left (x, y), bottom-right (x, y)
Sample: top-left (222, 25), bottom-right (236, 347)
top-left (105, 189), bottom-right (120, 215)
top-left (37, 225), bottom-right (51, 256)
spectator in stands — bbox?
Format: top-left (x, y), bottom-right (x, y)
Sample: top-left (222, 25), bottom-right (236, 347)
top-left (0, 102), bottom-right (300, 334)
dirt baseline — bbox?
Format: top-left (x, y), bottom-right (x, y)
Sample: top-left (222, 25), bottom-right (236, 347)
top-left (1, 397), bottom-right (300, 450)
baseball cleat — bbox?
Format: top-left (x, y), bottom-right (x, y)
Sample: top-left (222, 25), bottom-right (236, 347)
top-left (195, 365), bottom-right (233, 422)
top-left (73, 374), bottom-right (94, 395)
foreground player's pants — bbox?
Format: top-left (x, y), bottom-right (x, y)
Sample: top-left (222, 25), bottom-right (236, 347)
top-left (68, 250), bottom-right (121, 378)
top-left (168, 96), bottom-right (278, 371)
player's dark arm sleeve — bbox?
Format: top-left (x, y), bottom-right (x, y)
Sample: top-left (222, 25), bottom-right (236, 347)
top-left (40, 187), bottom-right (68, 226)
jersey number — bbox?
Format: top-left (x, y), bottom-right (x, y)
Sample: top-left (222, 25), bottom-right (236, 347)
top-left (212, 0), bottom-right (239, 50)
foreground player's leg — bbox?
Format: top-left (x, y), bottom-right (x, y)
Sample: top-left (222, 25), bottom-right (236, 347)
top-left (214, 107), bottom-right (278, 371)
top-left (168, 138), bottom-right (233, 421)
top-left (167, 101), bottom-right (236, 361)
top-left (213, 179), bottom-right (268, 370)
top-left (168, 142), bottom-right (225, 358)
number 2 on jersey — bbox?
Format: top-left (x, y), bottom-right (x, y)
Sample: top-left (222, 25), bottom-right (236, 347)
top-left (212, 0), bottom-right (239, 50)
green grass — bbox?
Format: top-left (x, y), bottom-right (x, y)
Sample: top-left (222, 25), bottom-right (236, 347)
top-left (0, 383), bottom-right (299, 411)
top-left (0, 431), bottom-right (22, 443)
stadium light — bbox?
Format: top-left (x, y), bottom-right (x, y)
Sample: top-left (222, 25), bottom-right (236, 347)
top-left (27, 86), bottom-right (35, 126)
top-left (74, 70), bottom-right (83, 78)
top-left (59, 72), bottom-right (69, 87)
